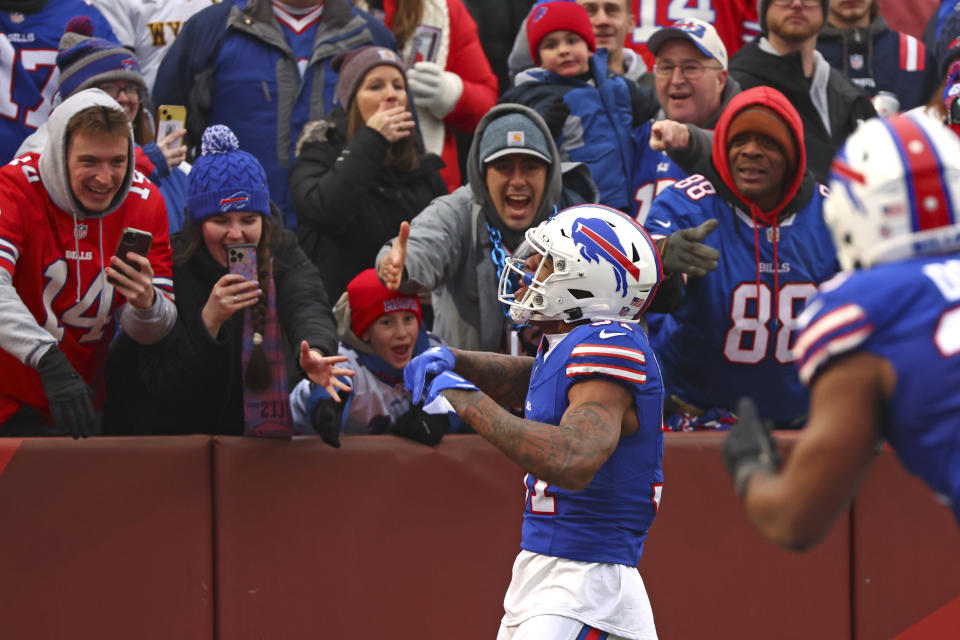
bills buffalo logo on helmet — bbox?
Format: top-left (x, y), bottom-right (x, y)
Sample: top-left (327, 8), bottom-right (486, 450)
top-left (571, 217), bottom-right (640, 298)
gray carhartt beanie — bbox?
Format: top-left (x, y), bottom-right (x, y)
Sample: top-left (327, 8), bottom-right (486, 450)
top-left (758, 0), bottom-right (829, 34)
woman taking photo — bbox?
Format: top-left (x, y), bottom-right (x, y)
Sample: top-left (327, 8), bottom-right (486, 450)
top-left (291, 46), bottom-right (447, 301)
top-left (105, 125), bottom-right (349, 438)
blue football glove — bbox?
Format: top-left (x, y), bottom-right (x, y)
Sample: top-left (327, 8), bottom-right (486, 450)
top-left (422, 371), bottom-right (478, 406)
top-left (404, 345), bottom-right (456, 404)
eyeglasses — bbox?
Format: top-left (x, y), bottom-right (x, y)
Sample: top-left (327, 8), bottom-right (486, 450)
top-left (769, 0), bottom-right (822, 7)
top-left (97, 82), bottom-right (145, 101)
top-left (653, 61), bottom-right (724, 79)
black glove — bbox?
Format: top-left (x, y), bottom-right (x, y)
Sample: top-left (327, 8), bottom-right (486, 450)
top-left (722, 397), bottom-right (782, 497)
top-left (543, 97), bottom-right (570, 139)
top-left (310, 400), bottom-right (342, 449)
top-left (657, 219), bottom-right (720, 277)
top-left (390, 405), bottom-right (448, 446)
top-left (36, 345), bottom-right (96, 438)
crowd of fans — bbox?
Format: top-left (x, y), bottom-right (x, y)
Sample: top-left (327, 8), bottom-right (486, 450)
top-left (0, 0), bottom-right (954, 442)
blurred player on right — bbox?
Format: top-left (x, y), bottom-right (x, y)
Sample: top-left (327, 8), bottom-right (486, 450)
top-left (722, 110), bottom-right (960, 548)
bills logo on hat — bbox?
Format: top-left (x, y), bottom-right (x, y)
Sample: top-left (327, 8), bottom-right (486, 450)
top-left (674, 20), bottom-right (706, 38)
top-left (121, 58), bottom-right (138, 70)
top-left (850, 54), bottom-right (864, 70)
top-left (532, 5), bottom-right (547, 22)
top-left (508, 131), bottom-right (525, 146)
top-left (219, 191), bottom-right (251, 212)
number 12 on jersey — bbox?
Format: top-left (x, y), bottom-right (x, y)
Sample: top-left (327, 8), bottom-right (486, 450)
top-left (525, 474), bottom-right (557, 515)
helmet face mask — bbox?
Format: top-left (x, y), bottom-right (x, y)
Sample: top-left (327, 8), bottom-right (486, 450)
top-left (498, 205), bottom-right (662, 325)
top-left (826, 112), bottom-right (960, 271)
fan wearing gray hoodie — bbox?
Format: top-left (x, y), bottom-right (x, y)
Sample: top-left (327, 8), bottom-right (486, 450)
top-left (0, 89), bottom-right (176, 438)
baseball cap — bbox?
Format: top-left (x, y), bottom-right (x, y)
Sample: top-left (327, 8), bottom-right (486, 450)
top-left (647, 18), bottom-right (728, 70)
top-left (479, 112), bottom-right (552, 165)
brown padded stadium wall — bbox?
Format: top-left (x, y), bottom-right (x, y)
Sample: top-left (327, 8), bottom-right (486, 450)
top-left (0, 433), bottom-right (957, 639)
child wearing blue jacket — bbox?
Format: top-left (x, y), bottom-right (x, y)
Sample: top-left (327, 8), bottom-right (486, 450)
top-left (500, 0), bottom-right (657, 213)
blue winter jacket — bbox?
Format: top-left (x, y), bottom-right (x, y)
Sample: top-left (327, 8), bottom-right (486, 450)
top-left (817, 15), bottom-right (937, 112)
top-left (152, 0), bottom-right (396, 228)
top-left (500, 50), bottom-right (657, 213)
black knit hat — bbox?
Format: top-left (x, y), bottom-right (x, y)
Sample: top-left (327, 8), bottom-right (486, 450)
top-left (758, 0), bottom-right (829, 34)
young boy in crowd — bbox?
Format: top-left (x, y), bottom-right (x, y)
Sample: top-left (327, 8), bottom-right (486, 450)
top-left (290, 269), bottom-right (458, 446)
top-left (500, 0), bottom-right (657, 213)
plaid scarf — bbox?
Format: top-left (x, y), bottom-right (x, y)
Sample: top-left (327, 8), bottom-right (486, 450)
top-left (241, 268), bottom-right (300, 436)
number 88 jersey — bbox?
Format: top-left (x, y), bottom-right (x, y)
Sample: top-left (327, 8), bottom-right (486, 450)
top-left (644, 174), bottom-right (838, 425)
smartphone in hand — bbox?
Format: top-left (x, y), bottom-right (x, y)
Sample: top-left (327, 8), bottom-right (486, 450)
top-left (227, 243), bottom-right (258, 282)
top-left (156, 104), bottom-right (186, 140)
top-left (107, 227), bottom-right (153, 286)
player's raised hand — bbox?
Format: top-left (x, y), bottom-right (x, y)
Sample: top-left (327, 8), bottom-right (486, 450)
top-left (650, 120), bottom-right (690, 152)
top-left (404, 345), bottom-right (456, 405)
top-left (722, 397), bottom-right (781, 497)
top-left (378, 221), bottom-right (409, 291)
top-left (659, 219), bottom-right (720, 277)
top-left (299, 341), bottom-right (354, 402)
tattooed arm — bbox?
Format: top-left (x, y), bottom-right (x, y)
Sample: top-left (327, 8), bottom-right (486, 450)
top-left (450, 348), bottom-right (534, 409)
top-left (442, 378), bottom-right (633, 491)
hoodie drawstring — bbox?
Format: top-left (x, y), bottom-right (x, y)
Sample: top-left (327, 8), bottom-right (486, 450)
top-left (750, 207), bottom-right (781, 329)
top-left (98, 217), bottom-right (106, 297)
top-left (72, 211), bottom-right (82, 301)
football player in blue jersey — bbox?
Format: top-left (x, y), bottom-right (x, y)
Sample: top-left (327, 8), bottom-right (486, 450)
top-left (405, 204), bottom-right (665, 640)
top-left (723, 110), bottom-right (960, 548)
top-left (644, 85), bottom-right (839, 428)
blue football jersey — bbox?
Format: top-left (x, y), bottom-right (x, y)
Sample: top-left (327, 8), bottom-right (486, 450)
top-left (521, 321), bottom-right (664, 567)
top-left (0, 5), bottom-right (117, 162)
top-left (630, 121), bottom-right (687, 223)
top-left (794, 257), bottom-right (960, 525)
top-left (644, 174), bottom-right (839, 423)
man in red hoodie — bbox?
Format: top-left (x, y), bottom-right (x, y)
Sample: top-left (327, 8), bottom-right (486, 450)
top-left (642, 86), bottom-right (839, 428)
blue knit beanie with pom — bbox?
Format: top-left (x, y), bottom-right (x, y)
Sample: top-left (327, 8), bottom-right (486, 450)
top-left (187, 125), bottom-right (271, 223)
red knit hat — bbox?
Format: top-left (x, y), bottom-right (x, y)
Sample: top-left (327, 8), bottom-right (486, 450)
top-left (347, 269), bottom-right (422, 338)
top-left (526, 1), bottom-right (597, 66)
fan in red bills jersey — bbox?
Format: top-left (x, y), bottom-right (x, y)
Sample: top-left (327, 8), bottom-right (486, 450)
top-left (723, 111), bottom-right (960, 547)
top-left (404, 204), bottom-right (665, 640)
top-left (0, 88), bottom-right (175, 438)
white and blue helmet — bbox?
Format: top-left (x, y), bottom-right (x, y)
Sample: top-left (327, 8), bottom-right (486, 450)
top-left (825, 111), bottom-right (960, 270)
top-left (498, 205), bottom-right (662, 324)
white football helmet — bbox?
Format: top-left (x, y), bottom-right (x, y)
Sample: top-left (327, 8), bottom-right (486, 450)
top-left (498, 204), bottom-right (662, 325)
top-left (825, 111), bottom-right (960, 271)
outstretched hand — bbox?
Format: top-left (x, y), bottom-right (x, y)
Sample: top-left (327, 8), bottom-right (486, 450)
top-left (650, 120), bottom-right (690, 152)
top-left (378, 221), bottom-right (409, 291)
top-left (659, 218), bottom-right (721, 277)
top-left (299, 341), bottom-right (354, 402)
